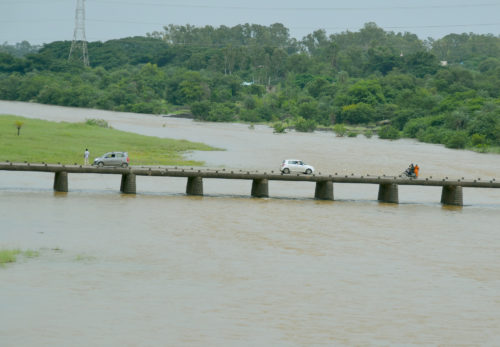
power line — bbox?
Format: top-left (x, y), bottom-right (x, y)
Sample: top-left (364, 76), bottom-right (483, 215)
top-left (89, 1), bottom-right (500, 11)
top-left (1, 22), bottom-right (500, 44)
top-left (0, 0), bottom-right (66, 4)
top-left (2, 18), bottom-right (500, 44)
top-left (2, 16), bottom-right (500, 31)
top-left (298, 23), bottom-right (500, 31)
top-left (2, 0), bottom-right (500, 10)
top-left (0, 19), bottom-right (70, 23)
top-left (78, 18), bottom-right (500, 29)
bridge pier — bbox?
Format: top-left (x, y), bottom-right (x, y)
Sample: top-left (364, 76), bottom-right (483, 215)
top-left (251, 178), bottom-right (269, 198)
top-left (53, 172), bottom-right (68, 192)
top-left (441, 185), bottom-right (463, 206)
top-left (120, 173), bottom-right (136, 194)
top-left (186, 176), bottom-right (203, 196)
top-left (378, 183), bottom-right (399, 203)
top-left (315, 181), bottom-right (334, 200)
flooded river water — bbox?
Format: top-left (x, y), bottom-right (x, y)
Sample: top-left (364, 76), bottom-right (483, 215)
top-left (1, 101), bottom-right (500, 346)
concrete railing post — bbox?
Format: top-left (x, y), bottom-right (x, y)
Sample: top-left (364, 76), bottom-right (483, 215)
top-left (120, 173), bottom-right (136, 194)
top-left (314, 181), bottom-right (334, 200)
top-left (441, 185), bottom-right (463, 206)
top-left (251, 178), bottom-right (269, 198)
top-left (53, 172), bottom-right (68, 192)
top-left (378, 183), bottom-right (399, 204)
top-left (186, 176), bottom-right (203, 196)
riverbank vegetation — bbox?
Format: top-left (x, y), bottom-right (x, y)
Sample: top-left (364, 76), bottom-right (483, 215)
top-left (0, 248), bottom-right (39, 267)
top-left (0, 115), bottom-right (217, 165)
top-left (1, 22), bottom-right (499, 152)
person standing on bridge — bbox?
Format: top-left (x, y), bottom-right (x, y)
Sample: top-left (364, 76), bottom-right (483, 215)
top-left (414, 164), bottom-right (419, 178)
top-left (84, 148), bottom-right (90, 165)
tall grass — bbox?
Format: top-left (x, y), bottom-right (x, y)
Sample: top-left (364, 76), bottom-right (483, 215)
top-left (0, 249), bottom-right (21, 266)
top-left (0, 249), bottom-right (40, 267)
top-left (0, 115), bottom-right (219, 166)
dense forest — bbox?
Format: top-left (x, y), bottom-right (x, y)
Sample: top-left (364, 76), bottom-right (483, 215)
top-left (1, 23), bottom-right (500, 151)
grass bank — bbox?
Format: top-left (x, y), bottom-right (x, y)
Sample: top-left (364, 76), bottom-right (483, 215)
top-left (1, 115), bottom-right (218, 166)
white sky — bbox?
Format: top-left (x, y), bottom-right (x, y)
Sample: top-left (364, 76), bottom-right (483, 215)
top-left (1, 0), bottom-right (500, 45)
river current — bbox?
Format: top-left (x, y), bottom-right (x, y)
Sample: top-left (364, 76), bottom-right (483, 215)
top-left (1, 101), bottom-right (499, 346)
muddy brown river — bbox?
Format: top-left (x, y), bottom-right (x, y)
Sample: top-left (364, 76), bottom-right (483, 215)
top-left (1, 101), bottom-right (499, 346)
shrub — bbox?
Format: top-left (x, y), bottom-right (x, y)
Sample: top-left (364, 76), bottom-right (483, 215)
top-left (85, 119), bottom-right (109, 128)
top-left (253, 103), bottom-right (274, 122)
top-left (0, 249), bottom-right (20, 266)
top-left (416, 127), bottom-right (450, 144)
top-left (207, 102), bottom-right (236, 122)
top-left (364, 129), bottom-right (373, 138)
top-left (239, 109), bottom-right (262, 122)
top-left (0, 249), bottom-right (40, 267)
top-left (242, 95), bottom-right (257, 110)
top-left (445, 131), bottom-right (468, 149)
top-left (378, 125), bottom-right (400, 140)
top-left (348, 131), bottom-right (358, 137)
top-left (333, 123), bottom-right (347, 137)
top-left (23, 249), bottom-right (39, 258)
top-left (294, 117), bottom-right (316, 132)
top-left (471, 133), bottom-right (487, 146)
top-left (340, 102), bottom-right (375, 124)
top-left (190, 100), bottom-right (211, 120)
top-left (129, 100), bottom-right (168, 115)
top-left (474, 144), bottom-right (490, 153)
top-left (272, 122), bottom-right (287, 133)
top-left (403, 115), bottom-right (445, 138)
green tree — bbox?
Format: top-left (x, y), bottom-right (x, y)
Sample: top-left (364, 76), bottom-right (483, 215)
top-left (340, 103), bottom-right (376, 124)
top-left (190, 100), bottom-right (211, 120)
top-left (306, 77), bottom-right (333, 98)
top-left (346, 79), bottom-right (385, 105)
top-left (207, 102), bottom-right (236, 122)
top-left (14, 120), bottom-right (24, 135)
top-left (297, 99), bottom-right (318, 120)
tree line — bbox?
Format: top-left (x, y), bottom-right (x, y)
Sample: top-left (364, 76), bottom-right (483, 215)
top-left (1, 22), bottom-right (499, 151)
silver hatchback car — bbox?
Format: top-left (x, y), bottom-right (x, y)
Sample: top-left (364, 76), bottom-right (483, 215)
top-left (280, 159), bottom-right (314, 174)
top-left (93, 152), bottom-right (129, 167)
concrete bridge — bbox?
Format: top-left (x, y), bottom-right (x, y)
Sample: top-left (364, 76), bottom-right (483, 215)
top-left (1, 161), bottom-right (499, 206)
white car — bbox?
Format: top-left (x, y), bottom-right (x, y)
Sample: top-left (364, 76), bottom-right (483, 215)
top-left (280, 159), bottom-right (314, 174)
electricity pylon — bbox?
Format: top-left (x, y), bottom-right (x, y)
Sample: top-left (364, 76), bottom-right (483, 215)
top-left (68, 0), bottom-right (90, 66)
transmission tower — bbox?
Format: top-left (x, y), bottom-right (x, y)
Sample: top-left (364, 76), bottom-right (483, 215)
top-left (68, 0), bottom-right (90, 66)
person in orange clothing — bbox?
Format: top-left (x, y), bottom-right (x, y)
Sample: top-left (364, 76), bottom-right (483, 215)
top-left (414, 164), bottom-right (419, 178)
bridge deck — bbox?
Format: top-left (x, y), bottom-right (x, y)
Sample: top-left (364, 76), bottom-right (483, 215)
top-left (1, 162), bottom-right (498, 188)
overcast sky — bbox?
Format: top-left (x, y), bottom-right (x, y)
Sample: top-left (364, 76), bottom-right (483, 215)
top-left (1, 0), bottom-right (500, 45)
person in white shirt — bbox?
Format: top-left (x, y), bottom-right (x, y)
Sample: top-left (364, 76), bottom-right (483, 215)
top-left (84, 148), bottom-right (90, 165)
